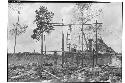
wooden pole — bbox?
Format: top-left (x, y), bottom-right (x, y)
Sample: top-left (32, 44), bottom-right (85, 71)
top-left (81, 24), bottom-right (84, 67)
top-left (82, 24), bottom-right (83, 52)
top-left (93, 49), bottom-right (95, 67)
top-left (66, 32), bottom-right (71, 52)
top-left (79, 35), bottom-right (80, 44)
top-left (94, 20), bottom-right (103, 66)
top-left (81, 22), bottom-right (89, 67)
top-left (45, 45), bottom-right (46, 55)
top-left (44, 35), bottom-right (46, 55)
top-left (62, 31), bottom-right (64, 67)
top-left (95, 21), bottom-right (98, 66)
top-left (41, 32), bottom-right (43, 55)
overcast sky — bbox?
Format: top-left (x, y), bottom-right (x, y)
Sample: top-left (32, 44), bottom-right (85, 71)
top-left (8, 2), bottom-right (122, 53)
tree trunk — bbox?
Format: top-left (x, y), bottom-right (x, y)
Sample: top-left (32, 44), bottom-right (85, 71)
top-left (14, 28), bottom-right (17, 54)
top-left (14, 15), bottom-right (19, 54)
top-left (41, 32), bottom-right (43, 55)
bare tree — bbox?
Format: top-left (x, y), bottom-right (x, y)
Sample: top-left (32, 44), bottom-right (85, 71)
top-left (72, 3), bottom-right (103, 50)
top-left (8, 3), bottom-right (28, 53)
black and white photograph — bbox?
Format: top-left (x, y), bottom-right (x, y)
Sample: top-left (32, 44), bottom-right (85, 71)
top-left (7, 1), bottom-right (122, 83)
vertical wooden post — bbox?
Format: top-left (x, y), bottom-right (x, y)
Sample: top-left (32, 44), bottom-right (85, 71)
top-left (66, 32), bottom-right (71, 52)
top-left (45, 45), bottom-right (46, 55)
top-left (93, 20), bottom-right (103, 66)
top-left (95, 21), bottom-right (98, 66)
top-left (88, 39), bottom-right (93, 52)
top-left (44, 35), bottom-right (46, 55)
top-left (41, 32), bottom-right (43, 55)
top-left (81, 24), bottom-right (83, 67)
top-left (81, 24), bottom-right (83, 52)
top-left (93, 49), bottom-right (95, 67)
top-left (79, 35), bottom-right (80, 44)
top-left (81, 23), bottom-right (88, 67)
top-left (62, 31), bottom-right (64, 67)
top-left (54, 51), bottom-right (58, 65)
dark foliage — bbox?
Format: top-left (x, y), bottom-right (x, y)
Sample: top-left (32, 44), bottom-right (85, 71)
top-left (31, 6), bottom-right (54, 41)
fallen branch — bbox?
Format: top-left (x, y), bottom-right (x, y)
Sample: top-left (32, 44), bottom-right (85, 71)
top-left (43, 70), bottom-right (61, 80)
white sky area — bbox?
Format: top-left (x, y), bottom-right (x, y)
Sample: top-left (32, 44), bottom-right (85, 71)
top-left (8, 2), bottom-right (122, 53)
